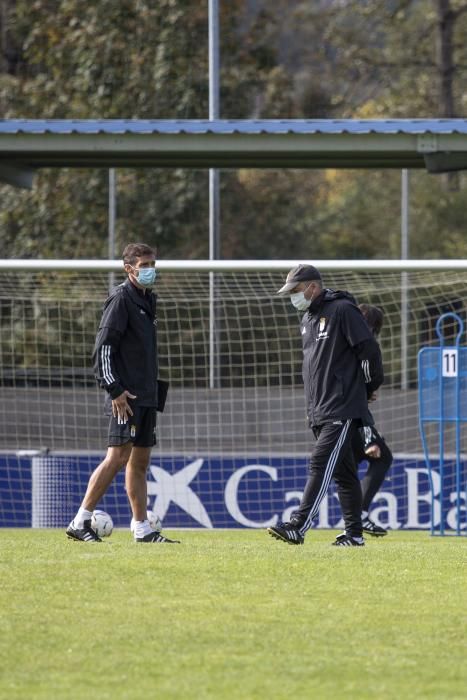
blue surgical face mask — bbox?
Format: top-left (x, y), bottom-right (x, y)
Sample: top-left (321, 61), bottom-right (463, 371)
top-left (290, 291), bottom-right (311, 311)
top-left (134, 266), bottom-right (157, 287)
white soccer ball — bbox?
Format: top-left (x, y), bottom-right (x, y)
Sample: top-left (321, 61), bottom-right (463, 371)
top-left (147, 510), bottom-right (162, 533)
top-left (130, 510), bottom-right (162, 533)
top-left (91, 509), bottom-right (114, 538)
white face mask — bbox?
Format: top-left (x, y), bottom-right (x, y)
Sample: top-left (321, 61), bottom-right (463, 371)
top-left (290, 291), bottom-right (311, 311)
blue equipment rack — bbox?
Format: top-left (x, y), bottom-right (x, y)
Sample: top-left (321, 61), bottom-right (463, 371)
top-left (418, 312), bottom-right (466, 535)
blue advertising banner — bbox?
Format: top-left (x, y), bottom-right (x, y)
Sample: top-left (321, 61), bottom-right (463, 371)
top-left (0, 453), bottom-right (465, 531)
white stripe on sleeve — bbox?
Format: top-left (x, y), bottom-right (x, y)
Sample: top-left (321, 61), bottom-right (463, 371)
top-left (100, 345), bottom-right (115, 385)
top-left (362, 359), bottom-right (371, 383)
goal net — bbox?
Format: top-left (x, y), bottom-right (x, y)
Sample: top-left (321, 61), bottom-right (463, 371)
top-left (0, 263), bottom-right (465, 531)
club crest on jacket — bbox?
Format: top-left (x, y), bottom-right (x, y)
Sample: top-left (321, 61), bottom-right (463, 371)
top-left (318, 317), bottom-right (328, 340)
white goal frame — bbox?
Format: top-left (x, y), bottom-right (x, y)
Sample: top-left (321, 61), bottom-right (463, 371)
top-left (2, 258), bottom-right (467, 271)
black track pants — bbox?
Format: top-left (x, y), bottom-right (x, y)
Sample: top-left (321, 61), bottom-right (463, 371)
top-left (293, 419), bottom-right (363, 538)
top-left (351, 428), bottom-right (393, 512)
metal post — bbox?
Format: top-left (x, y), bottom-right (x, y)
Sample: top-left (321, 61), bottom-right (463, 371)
top-left (401, 169), bottom-right (409, 390)
top-left (209, 0), bottom-right (220, 121)
top-left (209, 0), bottom-right (220, 388)
top-left (108, 168), bottom-right (116, 293)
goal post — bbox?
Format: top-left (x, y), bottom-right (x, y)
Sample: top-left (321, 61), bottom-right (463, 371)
top-left (0, 259), bottom-right (465, 532)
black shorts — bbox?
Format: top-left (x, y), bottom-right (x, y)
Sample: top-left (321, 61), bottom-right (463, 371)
top-left (107, 405), bottom-right (157, 447)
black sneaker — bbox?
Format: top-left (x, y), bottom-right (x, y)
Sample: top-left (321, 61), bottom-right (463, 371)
top-left (362, 517), bottom-right (387, 537)
top-left (332, 533), bottom-right (365, 547)
top-left (136, 531), bottom-right (180, 543)
top-left (267, 522), bottom-right (304, 545)
top-left (66, 519), bottom-right (102, 543)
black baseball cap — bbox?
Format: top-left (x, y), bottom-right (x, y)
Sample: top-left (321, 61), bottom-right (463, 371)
top-left (276, 264), bottom-right (322, 295)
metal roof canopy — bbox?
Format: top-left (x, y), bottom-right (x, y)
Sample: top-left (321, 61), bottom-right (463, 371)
top-left (0, 118), bottom-right (467, 188)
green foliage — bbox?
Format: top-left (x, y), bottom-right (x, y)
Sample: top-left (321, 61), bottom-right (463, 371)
top-left (0, 0), bottom-right (303, 260)
top-left (1, 0), bottom-right (466, 262)
top-left (1, 529), bottom-right (466, 699)
top-left (6, 0), bottom-right (208, 119)
top-left (291, 0), bottom-right (467, 117)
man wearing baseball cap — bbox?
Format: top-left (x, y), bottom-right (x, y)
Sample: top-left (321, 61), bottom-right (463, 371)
top-left (268, 264), bottom-right (384, 546)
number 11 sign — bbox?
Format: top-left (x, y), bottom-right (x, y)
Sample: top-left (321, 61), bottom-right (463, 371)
top-left (442, 348), bottom-right (458, 377)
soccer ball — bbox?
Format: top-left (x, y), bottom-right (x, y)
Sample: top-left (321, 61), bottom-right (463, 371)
top-left (91, 509), bottom-right (114, 538)
top-left (147, 510), bottom-right (162, 533)
top-left (130, 510), bottom-right (162, 533)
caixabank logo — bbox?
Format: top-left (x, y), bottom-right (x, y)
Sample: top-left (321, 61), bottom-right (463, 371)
top-left (143, 455), bottom-right (466, 532)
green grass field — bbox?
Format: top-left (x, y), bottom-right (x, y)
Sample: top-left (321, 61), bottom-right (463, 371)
top-left (1, 529), bottom-right (466, 700)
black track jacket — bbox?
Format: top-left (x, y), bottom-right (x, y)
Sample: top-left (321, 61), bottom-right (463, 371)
top-left (300, 289), bottom-right (383, 427)
top-left (93, 279), bottom-right (158, 408)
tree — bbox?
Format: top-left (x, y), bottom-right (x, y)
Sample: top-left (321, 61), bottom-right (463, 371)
top-left (281, 0), bottom-right (467, 256)
top-left (0, 0), bottom-right (465, 264)
top-left (289, 0), bottom-right (467, 117)
top-left (0, 0), bottom-right (299, 260)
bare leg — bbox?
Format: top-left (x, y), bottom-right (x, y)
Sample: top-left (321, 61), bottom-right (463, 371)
top-left (125, 446), bottom-right (152, 521)
top-left (82, 444), bottom-right (133, 511)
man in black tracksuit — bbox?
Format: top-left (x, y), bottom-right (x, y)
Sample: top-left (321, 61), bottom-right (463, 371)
top-left (268, 264), bottom-right (384, 547)
top-left (66, 242), bottom-right (178, 544)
